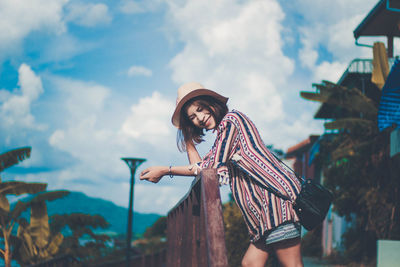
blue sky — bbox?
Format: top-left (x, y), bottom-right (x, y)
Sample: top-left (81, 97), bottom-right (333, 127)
top-left (0, 0), bottom-right (396, 215)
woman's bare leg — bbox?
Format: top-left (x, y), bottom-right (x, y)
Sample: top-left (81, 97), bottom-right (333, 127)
top-left (273, 238), bottom-right (303, 267)
top-left (241, 240), bottom-right (269, 267)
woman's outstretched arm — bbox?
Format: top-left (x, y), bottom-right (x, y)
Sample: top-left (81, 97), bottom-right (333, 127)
top-left (186, 140), bottom-right (202, 164)
top-left (139, 165), bottom-right (199, 183)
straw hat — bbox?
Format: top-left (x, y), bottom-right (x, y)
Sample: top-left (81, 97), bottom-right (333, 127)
top-left (171, 82), bottom-right (228, 128)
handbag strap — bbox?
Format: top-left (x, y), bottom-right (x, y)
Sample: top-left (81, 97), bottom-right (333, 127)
top-left (270, 152), bottom-right (306, 183)
top-left (261, 152), bottom-right (307, 202)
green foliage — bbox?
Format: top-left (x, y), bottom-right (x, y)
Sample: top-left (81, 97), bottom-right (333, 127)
top-left (135, 216), bottom-right (167, 254)
top-left (324, 118), bottom-right (376, 136)
top-left (0, 147), bottom-right (75, 266)
top-left (0, 147), bottom-right (115, 266)
top-left (0, 185), bottom-right (69, 266)
top-left (301, 225), bottom-right (322, 257)
top-left (50, 213), bottom-right (111, 263)
top-left (0, 182), bottom-right (47, 224)
top-left (0, 147), bottom-right (35, 267)
top-left (302, 82), bottom-right (400, 263)
top-left (223, 200), bottom-right (249, 267)
top-left (12, 190), bottom-right (69, 225)
top-left (342, 226), bottom-right (377, 264)
top-left (319, 127), bottom-right (400, 243)
top-left (14, 196), bottom-right (67, 266)
top-left (143, 216), bottom-right (166, 239)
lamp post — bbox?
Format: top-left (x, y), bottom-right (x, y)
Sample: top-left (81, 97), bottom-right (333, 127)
top-left (121, 157), bottom-right (146, 267)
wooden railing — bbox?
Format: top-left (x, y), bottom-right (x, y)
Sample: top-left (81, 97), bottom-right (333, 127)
top-left (111, 169), bottom-right (229, 267)
top-left (32, 169), bottom-right (228, 267)
top-left (166, 168), bottom-right (228, 267)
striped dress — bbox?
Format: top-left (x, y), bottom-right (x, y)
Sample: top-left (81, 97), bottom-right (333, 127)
top-left (199, 110), bottom-right (301, 242)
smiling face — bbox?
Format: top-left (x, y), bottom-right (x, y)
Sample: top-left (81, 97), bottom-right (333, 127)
top-left (185, 101), bottom-right (216, 130)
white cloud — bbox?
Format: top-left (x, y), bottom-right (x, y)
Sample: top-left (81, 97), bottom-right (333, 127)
top-left (134, 183), bottom-right (192, 214)
top-left (0, 0), bottom-right (67, 58)
top-left (313, 61), bottom-right (348, 83)
top-left (119, 0), bottom-right (145, 14)
top-left (38, 33), bottom-right (96, 63)
top-left (275, 112), bottom-right (323, 149)
top-left (0, 63), bottom-right (45, 130)
top-left (0, 0), bottom-right (105, 64)
top-left (48, 76), bottom-right (113, 156)
top-left (327, 15), bottom-right (365, 56)
top-left (119, 0), bottom-right (161, 14)
top-left (42, 75), bottom-right (187, 213)
top-left (44, 76), bottom-right (140, 203)
top-left (294, 0), bottom-right (378, 82)
top-left (165, 0), bottom-right (303, 147)
top-left (65, 2), bottom-right (112, 27)
top-left (120, 91), bottom-right (174, 145)
top-left (298, 29), bottom-right (318, 69)
top-left (127, 66), bottom-right (153, 77)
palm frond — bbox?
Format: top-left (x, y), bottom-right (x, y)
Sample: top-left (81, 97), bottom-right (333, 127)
top-left (0, 147), bottom-right (31, 172)
top-left (300, 92), bottom-right (330, 102)
top-left (0, 182), bottom-right (47, 196)
top-left (302, 81), bottom-right (378, 119)
top-left (10, 190), bottom-right (69, 221)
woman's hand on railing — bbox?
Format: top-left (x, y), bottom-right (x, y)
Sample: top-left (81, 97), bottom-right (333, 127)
top-left (140, 166), bottom-right (167, 183)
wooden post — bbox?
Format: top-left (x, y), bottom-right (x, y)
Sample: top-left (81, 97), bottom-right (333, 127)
top-left (200, 169), bottom-right (229, 267)
top-left (165, 170), bottom-right (228, 267)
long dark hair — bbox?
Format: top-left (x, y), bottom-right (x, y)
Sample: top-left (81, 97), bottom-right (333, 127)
top-left (177, 95), bottom-right (228, 152)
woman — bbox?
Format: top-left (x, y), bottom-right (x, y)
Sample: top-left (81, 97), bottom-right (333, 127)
top-left (140, 82), bottom-right (304, 267)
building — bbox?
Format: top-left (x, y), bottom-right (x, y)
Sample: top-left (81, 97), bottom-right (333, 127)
top-left (293, 0), bottom-right (400, 257)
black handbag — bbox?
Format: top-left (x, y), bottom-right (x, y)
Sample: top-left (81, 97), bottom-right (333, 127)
top-left (271, 154), bottom-right (334, 231)
top-left (293, 178), bottom-right (334, 231)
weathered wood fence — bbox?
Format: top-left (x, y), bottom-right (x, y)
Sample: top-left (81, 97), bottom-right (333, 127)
top-left (166, 168), bottom-right (228, 267)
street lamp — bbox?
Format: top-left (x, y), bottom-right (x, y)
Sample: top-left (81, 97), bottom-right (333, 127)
top-left (121, 157), bottom-right (146, 267)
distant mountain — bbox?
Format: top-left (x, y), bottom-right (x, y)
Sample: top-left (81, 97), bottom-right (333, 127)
top-left (44, 191), bottom-right (161, 236)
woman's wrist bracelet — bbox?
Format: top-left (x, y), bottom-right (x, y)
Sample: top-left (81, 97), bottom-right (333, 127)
top-left (168, 165), bottom-right (174, 178)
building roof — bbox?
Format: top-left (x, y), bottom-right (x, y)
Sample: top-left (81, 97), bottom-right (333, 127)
top-left (354, 0), bottom-right (400, 39)
top-left (286, 135), bottom-right (319, 158)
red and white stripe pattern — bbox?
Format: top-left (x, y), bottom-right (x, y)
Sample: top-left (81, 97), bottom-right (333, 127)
top-left (199, 110), bottom-right (301, 242)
